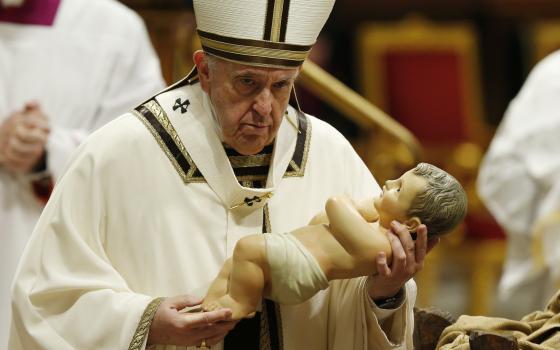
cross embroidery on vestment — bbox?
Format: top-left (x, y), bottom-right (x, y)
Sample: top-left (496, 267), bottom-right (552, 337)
top-left (172, 98), bottom-right (190, 113)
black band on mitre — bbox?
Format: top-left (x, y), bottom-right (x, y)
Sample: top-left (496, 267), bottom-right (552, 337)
top-left (198, 30), bottom-right (312, 68)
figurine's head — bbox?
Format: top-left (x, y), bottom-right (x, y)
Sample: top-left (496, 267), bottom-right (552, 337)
top-left (374, 163), bottom-right (467, 237)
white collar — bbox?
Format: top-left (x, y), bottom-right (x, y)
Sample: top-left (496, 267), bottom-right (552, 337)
top-left (201, 90), bottom-right (224, 143)
top-left (151, 84), bottom-right (300, 214)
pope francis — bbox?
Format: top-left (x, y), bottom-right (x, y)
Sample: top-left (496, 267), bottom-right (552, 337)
top-left (9, 1), bottom-right (434, 349)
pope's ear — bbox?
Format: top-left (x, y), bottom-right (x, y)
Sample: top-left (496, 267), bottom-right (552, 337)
top-left (405, 217), bottom-right (422, 233)
top-left (193, 50), bottom-right (205, 66)
top-left (194, 50), bottom-right (211, 92)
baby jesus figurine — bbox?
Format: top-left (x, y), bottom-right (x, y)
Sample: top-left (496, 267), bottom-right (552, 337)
top-left (202, 162), bottom-right (467, 319)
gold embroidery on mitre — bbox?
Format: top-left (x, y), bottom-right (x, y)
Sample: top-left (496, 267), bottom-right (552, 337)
top-left (271, 0), bottom-right (285, 42)
top-left (199, 36), bottom-right (307, 61)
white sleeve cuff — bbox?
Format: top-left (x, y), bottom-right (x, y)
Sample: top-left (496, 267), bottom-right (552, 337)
top-left (368, 288), bottom-right (407, 322)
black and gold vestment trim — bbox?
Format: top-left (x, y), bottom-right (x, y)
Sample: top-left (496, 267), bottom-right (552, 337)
top-left (128, 297), bottom-right (164, 350)
top-left (133, 100), bottom-right (206, 183)
top-left (226, 144), bottom-right (273, 183)
top-left (134, 97), bottom-right (311, 185)
top-left (284, 111), bottom-right (311, 177)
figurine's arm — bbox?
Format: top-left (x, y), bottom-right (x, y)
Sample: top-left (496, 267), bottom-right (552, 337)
top-left (309, 211), bottom-right (330, 225)
top-left (309, 196), bottom-right (378, 225)
top-left (325, 196), bottom-right (391, 263)
top-left (354, 197), bottom-right (379, 222)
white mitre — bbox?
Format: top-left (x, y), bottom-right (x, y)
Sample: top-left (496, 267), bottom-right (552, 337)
top-left (1, 0), bottom-right (24, 7)
top-left (193, 0), bottom-right (336, 68)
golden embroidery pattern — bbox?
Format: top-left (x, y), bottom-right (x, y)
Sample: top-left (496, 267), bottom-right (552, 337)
top-left (128, 297), bottom-right (164, 350)
top-left (133, 101), bottom-right (205, 183)
top-left (284, 113), bottom-right (311, 178)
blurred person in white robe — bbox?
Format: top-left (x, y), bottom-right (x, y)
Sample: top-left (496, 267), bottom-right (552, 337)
top-left (478, 50), bottom-right (560, 316)
top-left (9, 1), bottom-right (437, 349)
top-left (0, 0), bottom-right (165, 346)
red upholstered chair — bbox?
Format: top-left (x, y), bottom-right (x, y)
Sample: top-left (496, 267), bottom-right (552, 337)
top-left (357, 17), bottom-right (505, 315)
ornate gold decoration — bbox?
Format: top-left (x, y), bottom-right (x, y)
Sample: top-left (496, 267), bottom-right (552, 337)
top-left (284, 114), bottom-right (311, 178)
top-left (133, 101), bottom-right (206, 183)
top-left (229, 192), bottom-right (274, 210)
top-left (128, 297), bottom-right (164, 350)
top-left (270, 0), bottom-right (285, 42)
top-left (229, 154), bottom-right (272, 168)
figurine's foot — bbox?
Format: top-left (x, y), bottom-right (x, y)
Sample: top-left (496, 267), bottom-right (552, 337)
top-left (202, 295), bottom-right (220, 313)
top-left (204, 282), bottom-right (228, 308)
top-left (204, 295), bottom-right (256, 320)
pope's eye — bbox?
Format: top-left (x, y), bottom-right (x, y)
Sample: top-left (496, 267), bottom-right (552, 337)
top-left (273, 80), bottom-right (289, 89)
top-left (235, 77), bottom-right (259, 95)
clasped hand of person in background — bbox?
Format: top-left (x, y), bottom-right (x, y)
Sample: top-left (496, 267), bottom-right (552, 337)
top-left (0, 101), bottom-right (50, 173)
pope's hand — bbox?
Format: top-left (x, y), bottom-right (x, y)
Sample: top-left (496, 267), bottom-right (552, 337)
top-left (367, 221), bottom-right (439, 300)
top-left (0, 101), bottom-right (50, 173)
top-left (147, 295), bottom-right (237, 347)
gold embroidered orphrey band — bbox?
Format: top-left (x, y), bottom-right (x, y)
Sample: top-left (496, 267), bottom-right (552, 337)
top-left (128, 297), bottom-right (164, 350)
top-left (133, 99), bottom-right (311, 184)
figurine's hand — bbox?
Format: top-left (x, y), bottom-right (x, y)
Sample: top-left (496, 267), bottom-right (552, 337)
top-left (147, 295), bottom-right (237, 347)
top-left (367, 221), bottom-right (439, 300)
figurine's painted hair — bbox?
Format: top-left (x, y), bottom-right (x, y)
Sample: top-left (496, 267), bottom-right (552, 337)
top-left (407, 163), bottom-right (467, 237)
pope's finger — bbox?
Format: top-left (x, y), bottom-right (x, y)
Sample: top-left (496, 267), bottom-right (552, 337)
top-left (204, 321), bottom-right (238, 346)
top-left (388, 231), bottom-right (406, 269)
top-left (391, 221), bottom-right (415, 258)
top-left (375, 252), bottom-right (391, 277)
top-left (414, 225), bottom-right (429, 264)
top-left (204, 332), bottom-right (229, 347)
top-left (189, 309), bottom-right (232, 328)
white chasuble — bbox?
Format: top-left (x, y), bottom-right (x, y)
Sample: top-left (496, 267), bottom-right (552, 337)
top-left (10, 82), bottom-right (415, 350)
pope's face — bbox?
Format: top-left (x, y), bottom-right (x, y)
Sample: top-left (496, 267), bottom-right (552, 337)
top-left (374, 169), bottom-right (428, 225)
top-left (199, 55), bottom-right (299, 155)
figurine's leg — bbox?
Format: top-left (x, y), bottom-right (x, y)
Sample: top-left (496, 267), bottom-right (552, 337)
top-left (204, 234), bottom-right (267, 319)
top-left (203, 258), bottom-right (233, 307)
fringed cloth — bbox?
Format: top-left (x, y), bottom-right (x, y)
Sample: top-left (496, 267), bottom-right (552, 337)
top-left (437, 290), bottom-right (560, 350)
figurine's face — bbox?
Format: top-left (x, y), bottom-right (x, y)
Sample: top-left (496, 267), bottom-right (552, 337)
top-left (374, 170), bottom-right (428, 224)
